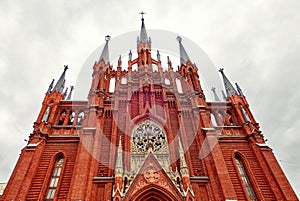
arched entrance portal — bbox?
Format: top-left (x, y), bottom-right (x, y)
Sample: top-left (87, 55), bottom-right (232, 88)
top-left (136, 188), bottom-right (173, 201)
top-left (129, 185), bottom-right (183, 201)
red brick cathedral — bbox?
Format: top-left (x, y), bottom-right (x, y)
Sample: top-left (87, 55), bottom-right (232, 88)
top-left (1, 16), bottom-right (298, 201)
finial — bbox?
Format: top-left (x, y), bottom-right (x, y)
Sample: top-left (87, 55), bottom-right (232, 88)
top-left (67, 86), bottom-right (74, 100)
top-left (64, 65), bottom-right (68, 71)
top-left (167, 56), bottom-right (172, 68)
top-left (219, 68), bottom-right (224, 74)
top-left (157, 50), bottom-right (161, 61)
top-left (176, 36), bottom-right (182, 43)
top-left (211, 87), bottom-right (220, 101)
top-left (47, 79), bottom-right (55, 93)
top-left (129, 49), bottom-right (132, 60)
top-left (118, 55), bottom-right (122, 67)
top-left (139, 11), bottom-right (146, 20)
top-left (63, 87), bottom-right (68, 98)
top-left (235, 83), bottom-right (244, 96)
top-left (221, 90), bottom-right (227, 101)
top-left (105, 35), bottom-right (111, 42)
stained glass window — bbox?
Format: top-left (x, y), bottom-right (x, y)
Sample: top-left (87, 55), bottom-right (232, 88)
top-left (235, 157), bottom-right (257, 201)
top-left (45, 157), bottom-right (64, 200)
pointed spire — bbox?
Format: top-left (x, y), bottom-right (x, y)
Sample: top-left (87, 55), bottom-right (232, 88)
top-left (157, 50), bottom-right (161, 61)
top-left (221, 90), bottom-right (227, 101)
top-left (178, 137), bottom-right (189, 177)
top-left (118, 55), bottom-right (122, 67)
top-left (211, 87), bottom-right (220, 101)
top-left (178, 137), bottom-right (187, 168)
top-left (219, 68), bottom-right (237, 97)
top-left (128, 49), bottom-right (132, 60)
top-left (59, 79), bottom-right (65, 93)
top-left (235, 83), bottom-right (244, 96)
top-left (47, 79), bottom-right (55, 93)
top-left (63, 87), bottom-right (68, 98)
top-left (176, 36), bottom-right (191, 65)
top-left (67, 86), bottom-right (74, 100)
top-left (53, 65), bottom-right (68, 93)
top-left (99, 35), bottom-right (111, 64)
top-left (139, 11), bottom-right (148, 43)
top-left (178, 137), bottom-right (184, 155)
top-left (167, 56), bottom-right (172, 69)
top-left (115, 136), bottom-right (123, 176)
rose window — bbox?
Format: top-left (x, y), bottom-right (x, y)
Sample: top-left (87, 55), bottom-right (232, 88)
top-left (131, 120), bottom-right (167, 154)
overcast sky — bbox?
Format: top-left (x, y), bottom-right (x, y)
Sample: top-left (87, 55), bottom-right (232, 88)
top-left (0, 0), bottom-right (299, 197)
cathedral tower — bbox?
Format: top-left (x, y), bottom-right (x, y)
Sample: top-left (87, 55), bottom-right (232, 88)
top-left (1, 16), bottom-right (298, 201)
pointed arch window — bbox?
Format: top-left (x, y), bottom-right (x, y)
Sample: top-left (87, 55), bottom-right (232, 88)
top-left (240, 106), bottom-right (251, 123)
top-left (68, 111), bottom-right (75, 125)
top-left (176, 78), bottom-right (183, 93)
top-left (109, 77), bottom-right (116, 92)
top-left (45, 157), bottom-right (64, 200)
top-left (121, 77), bottom-right (127, 85)
top-left (76, 111), bottom-right (84, 126)
top-left (165, 78), bottom-right (170, 85)
top-left (210, 112), bottom-right (218, 127)
top-left (235, 157), bottom-right (257, 201)
top-left (42, 106), bottom-right (51, 122)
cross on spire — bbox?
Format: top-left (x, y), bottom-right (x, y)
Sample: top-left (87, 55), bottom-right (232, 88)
top-left (139, 11), bottom-right (146, 19)
top-left (105, 35), bottom-right (111, 41)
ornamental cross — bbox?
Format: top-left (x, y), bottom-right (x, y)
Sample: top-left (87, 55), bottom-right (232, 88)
top-left (139, 11), bottom-right (146, 19)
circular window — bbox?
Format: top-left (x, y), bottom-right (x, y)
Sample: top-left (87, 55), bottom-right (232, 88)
top-left (131, 120), bottom-right (167, 154)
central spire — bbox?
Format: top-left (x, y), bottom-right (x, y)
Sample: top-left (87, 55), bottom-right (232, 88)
top-left (139, 11), bottom-right (148, 43)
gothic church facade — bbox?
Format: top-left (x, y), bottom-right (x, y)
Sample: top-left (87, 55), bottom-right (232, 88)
top-left (1, 17), bottom-right (298, 201)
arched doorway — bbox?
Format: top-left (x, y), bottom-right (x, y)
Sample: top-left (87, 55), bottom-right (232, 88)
top-left (135, 188), bottom-right (174, 201)
top-left (127, 185), bottom-right (183, 201)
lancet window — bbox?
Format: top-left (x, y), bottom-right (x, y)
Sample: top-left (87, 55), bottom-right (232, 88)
top-left (77, 111), bottom-right (84, 126)
top-left (45, 157), bottom-right (64, 200)
top-left (235, 157), bottom-right (257, 201)
top-left (176, 78), bottom-right (183, 93)
top-left (68, 111), bottom-right (75, 125)
top-left (42, 106), bottom-right (51, 122)
top-left (240, 106), bottom-right (251, 123)
top-left (109, 77), bottom-right (116, 92)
